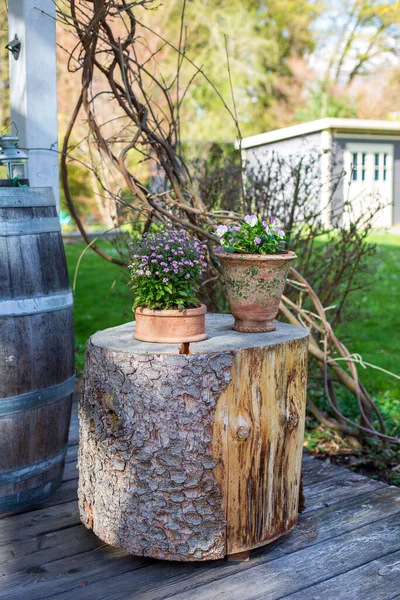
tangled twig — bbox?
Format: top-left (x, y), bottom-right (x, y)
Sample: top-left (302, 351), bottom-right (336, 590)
top-left (281, 269), bottom-right (398, 445)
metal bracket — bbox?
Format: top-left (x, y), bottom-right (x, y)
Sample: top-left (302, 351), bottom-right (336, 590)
top-left (5, 34), bottom-right (21, 61)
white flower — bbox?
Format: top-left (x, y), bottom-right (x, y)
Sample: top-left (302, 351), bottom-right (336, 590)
top-left (244, 214), bottom-right (258, 227)
top-left (216, 225), bottom-right (228, 237)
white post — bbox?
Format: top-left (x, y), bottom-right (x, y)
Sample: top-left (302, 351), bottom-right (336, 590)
top-left (8, 0), bottom-right (59, 210)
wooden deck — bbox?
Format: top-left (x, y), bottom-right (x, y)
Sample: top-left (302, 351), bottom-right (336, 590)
top-left (1, 401), bottom-right (400, 600)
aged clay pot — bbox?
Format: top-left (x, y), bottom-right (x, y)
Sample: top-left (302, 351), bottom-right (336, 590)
top-left (219, 251), bottom-right (297, 333)
top-left (134, 304), bottom-right (208, 343)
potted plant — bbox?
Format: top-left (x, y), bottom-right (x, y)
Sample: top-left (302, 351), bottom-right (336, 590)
top-left (216, 215), bottom-right (296, 333)
top-left (128, 230), bottom-right (208, 343)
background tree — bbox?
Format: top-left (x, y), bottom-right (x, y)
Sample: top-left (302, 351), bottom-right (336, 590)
top-left (300, 0), bottom-right (400, 120)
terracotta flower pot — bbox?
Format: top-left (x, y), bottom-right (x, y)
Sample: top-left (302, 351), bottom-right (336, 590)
top-left (219, 251), bottom-right (297, 333)
top-left (134, 304), bottom-right (208, 343)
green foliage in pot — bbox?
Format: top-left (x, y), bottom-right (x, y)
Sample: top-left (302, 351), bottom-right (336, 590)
top-left (216, 215), bottom-right (286, 254)
top-left (128, 230), bottom-right (207, 310)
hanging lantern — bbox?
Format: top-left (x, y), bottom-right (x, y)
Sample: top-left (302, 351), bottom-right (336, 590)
top-left (0, 135), bottom-right (29, 185)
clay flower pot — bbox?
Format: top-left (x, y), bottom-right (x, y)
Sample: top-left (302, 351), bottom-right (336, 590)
top-left (219, 251), bottom-right (297, 333)
top-left (134, 304), bottom-right (208, 343)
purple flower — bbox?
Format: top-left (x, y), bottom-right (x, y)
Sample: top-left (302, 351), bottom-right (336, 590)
top-left (163, 277), bottom-right (169, 283)
top-left (164, 268), bottom-right (170, 273)
top-left (232, 225), bottom-right (241, 232)
top-left (262, 220), bottom-right (268, 228)
top-left (185, 274), bottom-right (190, 279)
top-left (275, 227), bottom-right (285, 238)
top-left (254, 237), bottom-right (261, 245)
top-left (244, 215), bottom-right (258, 227)
top-left (269, 215), bottom-right (275, 224)
top-left (145, 270), bottom-right (151, 276)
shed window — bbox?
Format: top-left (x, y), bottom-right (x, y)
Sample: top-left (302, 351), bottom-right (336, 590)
top-left (374, 153), bottom-right (379, 180)
top-left (352, 153), bottom-right (358, 181)
top-left (361, 153), bottom-right (366, 181)
top-left (373, 153), bottom-right (388, 181)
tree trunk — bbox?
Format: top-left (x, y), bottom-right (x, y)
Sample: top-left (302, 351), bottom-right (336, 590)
top-left (78, 314), bottom-right (308, 561)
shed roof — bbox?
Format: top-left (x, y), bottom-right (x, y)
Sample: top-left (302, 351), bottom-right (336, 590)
top-left (241, 118), bottom-right (400, 149)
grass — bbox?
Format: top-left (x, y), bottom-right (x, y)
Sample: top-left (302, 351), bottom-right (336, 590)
top-left (67, 233), bottom-right (400, 383)
top-left (65, 242), bottom-right (132, 372)
top-left (66, 233), bottom-right (400, 482)
top-left (336, 232), bottom-right (400, 398)
top-left (66, 233), bottom-right (400, 443)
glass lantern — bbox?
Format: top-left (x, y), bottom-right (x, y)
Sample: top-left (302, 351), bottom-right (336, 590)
top-left (0, 135), bottom-right (29, 181)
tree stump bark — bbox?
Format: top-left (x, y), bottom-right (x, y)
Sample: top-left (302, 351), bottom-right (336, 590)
top-left (78, 314), bottom-right (308, 561)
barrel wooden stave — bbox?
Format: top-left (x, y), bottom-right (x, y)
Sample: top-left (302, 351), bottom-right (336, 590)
top-left (0, 310), bottom-right (74, 397)
top-left (0, 397), bottom-right (72, 471)
top-left (0, 188), bottom-right (74, 513)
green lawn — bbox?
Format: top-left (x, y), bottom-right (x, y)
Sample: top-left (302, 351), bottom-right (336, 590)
top-left (336, 233), bottom-right (400, 398)
top-left (66, 242), bottom-right (132, 372)
top-left (67, 234), bottom-right (400, 402)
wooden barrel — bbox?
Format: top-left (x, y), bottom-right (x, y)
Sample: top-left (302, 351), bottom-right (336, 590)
top-left (0, 187), bottom-right (74, 513)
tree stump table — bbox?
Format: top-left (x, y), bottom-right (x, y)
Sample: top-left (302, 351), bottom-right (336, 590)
top-left (78, 314), bottom-right (308, 561)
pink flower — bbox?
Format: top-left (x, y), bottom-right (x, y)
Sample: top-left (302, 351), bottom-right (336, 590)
top-left (162, 277), bottom-right (169, 283)
top-left (254, 237), bottom-right (261, 245)
top-left (232, 225), bottom-right (241, 232)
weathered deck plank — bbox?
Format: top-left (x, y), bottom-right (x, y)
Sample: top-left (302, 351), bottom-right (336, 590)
top-left (0, 405), bottom-right (399, 600)
top-left (282, 549), bottom-right (400, 600)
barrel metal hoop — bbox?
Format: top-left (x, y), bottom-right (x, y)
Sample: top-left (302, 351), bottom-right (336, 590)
top-left (0, 471), bottom-right (63, 513)
top-left (0, 445), bottom-right (68, 486)
top-left (0, 290), bottom-right (73, 316)
top-left (0, 217), bottom-right (60, 236)
top-left (0, 374), bottom-right (75, 416)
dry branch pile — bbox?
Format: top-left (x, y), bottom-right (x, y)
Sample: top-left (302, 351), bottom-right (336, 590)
top-left (56, 0), bottom-right (399, 447)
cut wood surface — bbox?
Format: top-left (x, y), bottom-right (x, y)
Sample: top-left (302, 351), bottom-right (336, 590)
top-left (79, 316), bottom-right (308, 560)
top-left (0, 414), bottom-right (400, 599)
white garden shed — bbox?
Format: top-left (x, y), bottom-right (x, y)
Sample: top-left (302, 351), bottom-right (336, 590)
top-left (242, 118), bottom-right (400, 228)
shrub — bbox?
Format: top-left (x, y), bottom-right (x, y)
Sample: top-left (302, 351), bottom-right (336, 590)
top-left (193, 148), bottom-right (378, 328)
